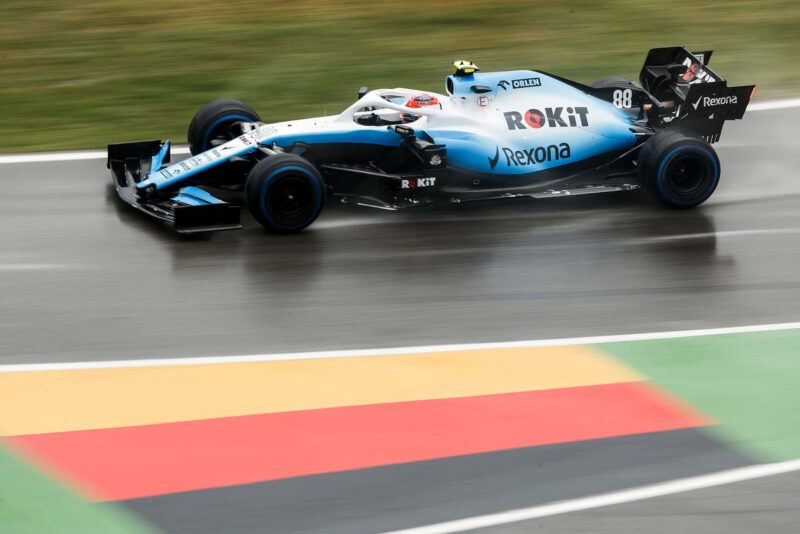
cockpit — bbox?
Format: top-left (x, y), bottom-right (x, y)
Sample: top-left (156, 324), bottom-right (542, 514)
top-left (353, 93), bottom-right (440, 126)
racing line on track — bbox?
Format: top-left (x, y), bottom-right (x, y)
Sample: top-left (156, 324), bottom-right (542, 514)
top-left (1, 320), bottom-right (798, 372)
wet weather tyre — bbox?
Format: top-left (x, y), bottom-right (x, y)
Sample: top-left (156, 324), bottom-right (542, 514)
top-left (245, 154), bottom-right (325, 233)
top-left (638, 130), bottom-right (720, 208)
top-left (187, 99), bottom-right (262, 155)
top-left (591, 76), bottom-right (638, 89)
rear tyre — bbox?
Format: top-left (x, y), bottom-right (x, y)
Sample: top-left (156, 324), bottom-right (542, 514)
top-left (187, 99), bottom-right (261, 155)
top-left (638, 130), bottom-right (720, 208)
top-left (244, 154), bottom-right (325, 233)
top-left (590, 76), bottom-right (638, 89)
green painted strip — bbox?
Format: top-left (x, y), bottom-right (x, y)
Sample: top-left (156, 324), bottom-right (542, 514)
top-left (0, 443), bottom-right (159, 534)
top-left (599, 329), bottom-right (800, 461)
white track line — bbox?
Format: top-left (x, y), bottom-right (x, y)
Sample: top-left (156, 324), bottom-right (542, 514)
top-left (0, 98), bottom-right (798, 166)
top-left (629, 228), bottom-right (800, 243)
top-left (0, 146), bottom-right (191, 165)
top-left (0, 264), bottom-right (76, 271)
top-left (380, 459), bottom-right (800, 534)
top-left (748, 97), bottom-right (800, 111)
top-left (1, 321), bottom-right (798, 373)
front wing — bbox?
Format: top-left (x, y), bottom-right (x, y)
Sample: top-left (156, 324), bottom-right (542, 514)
top-left (107, 140), bottom-right (241, 233)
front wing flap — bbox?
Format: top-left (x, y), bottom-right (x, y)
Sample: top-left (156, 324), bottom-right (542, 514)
top-left (107, 140), bottom-right (241, 233)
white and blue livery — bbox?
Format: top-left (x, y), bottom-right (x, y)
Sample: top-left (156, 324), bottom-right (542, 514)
top-left (108, 47), bottom-right (753, 233)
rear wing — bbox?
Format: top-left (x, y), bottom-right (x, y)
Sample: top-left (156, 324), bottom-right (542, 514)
top-left (640, 46), bottom-right (755, 142)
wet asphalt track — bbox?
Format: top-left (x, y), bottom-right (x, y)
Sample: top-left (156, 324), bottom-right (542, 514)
top-left (1, 107), bottom-right (800, 365)
top-left (1, 105), bottom-right (799, 532)
top-left (478, 470), bottom-right (800, 534)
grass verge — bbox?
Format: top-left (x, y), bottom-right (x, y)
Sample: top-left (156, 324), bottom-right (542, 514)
top-left (1, 0), bottom-right (798, 152)
top-left (0, 443), bottom-right (158, 533)
top-left (603, 329), bottom-right (800, 461)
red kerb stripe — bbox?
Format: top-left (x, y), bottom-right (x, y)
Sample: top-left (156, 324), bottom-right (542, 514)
top-left (8, 382), bottom-right (707, 501)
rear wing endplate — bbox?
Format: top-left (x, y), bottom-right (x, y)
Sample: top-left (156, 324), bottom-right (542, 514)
top-left (640, 46), bottom-right (755, 142)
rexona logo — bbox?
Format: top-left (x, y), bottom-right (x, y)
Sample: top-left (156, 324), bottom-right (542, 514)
top-left (703, 95), bottom-right (738, 107)
top-left (401, 177), bottom-right (436, 189)
top-left (489, 143), bottom-right (571, 169)
top-left (498, 77), bottom-right (542, 90)
top-left (504, 107), bottom-right (589, 130)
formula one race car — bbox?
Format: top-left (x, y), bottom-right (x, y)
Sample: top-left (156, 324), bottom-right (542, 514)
top-left (108, 46), bottom-right (754, 233)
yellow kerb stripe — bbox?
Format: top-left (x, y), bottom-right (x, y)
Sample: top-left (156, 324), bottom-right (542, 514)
top-left (0, 345), bottom-right (642, 436)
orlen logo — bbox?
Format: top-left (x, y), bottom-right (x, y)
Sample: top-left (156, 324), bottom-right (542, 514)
top-left (489, 143), bottom-right (571, 169)
top-left (504, 107), bottom-right (589, 130)
top-left (498, 77), bottom-right (542, 90)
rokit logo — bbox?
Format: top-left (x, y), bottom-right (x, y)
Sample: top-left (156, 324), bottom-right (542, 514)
top-left (498, 77), bottom-right (542, 90)
top-left (504, 107), bottom-right (589, 130)
top-left (401, 177), bottom-right (436, 189)
top-left (489, 143), bottom-right (571, 170)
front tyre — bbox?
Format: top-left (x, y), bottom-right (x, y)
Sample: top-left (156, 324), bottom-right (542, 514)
top-left (187, 99), bottom-right (262, 155)
top-left (244, 154), bottom-right (325, 233)
top-left (638, 130), bottom-right (720, 208)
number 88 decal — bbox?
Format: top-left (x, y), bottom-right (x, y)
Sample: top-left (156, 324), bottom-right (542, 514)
top-left (613, 89), bottom-right (632, 109)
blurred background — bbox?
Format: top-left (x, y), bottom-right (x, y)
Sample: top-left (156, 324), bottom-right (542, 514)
top-left (2, 2), bottom-right (800, 534)
top-left (1, 0), bottom-right (799, 152)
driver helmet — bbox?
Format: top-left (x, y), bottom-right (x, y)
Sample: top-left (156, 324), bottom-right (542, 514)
top-left (405, 93), bottom-right (440, 108)
top-left (401, 93), bottom-right (439, 123)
